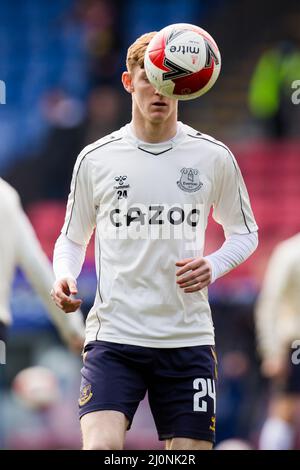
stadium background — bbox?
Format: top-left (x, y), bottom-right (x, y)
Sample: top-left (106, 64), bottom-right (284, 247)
top-left (0, 0), bottom-right (300, 449)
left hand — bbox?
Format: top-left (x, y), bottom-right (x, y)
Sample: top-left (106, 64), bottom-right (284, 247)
top-left (176, 257), bottom-right (212, 293)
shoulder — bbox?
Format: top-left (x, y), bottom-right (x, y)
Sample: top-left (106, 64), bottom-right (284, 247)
top-left (76, 128), bottom-right (125, 166)
top-left (0, 178), bottom-right (21, 209)
top-left (180, 123), bottom-right (232, 161)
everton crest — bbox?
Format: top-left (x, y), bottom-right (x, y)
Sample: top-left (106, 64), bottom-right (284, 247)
top-left (177, 168), bottom-right (203, 192)
top-left (78, 383), bottom-right (93, 407)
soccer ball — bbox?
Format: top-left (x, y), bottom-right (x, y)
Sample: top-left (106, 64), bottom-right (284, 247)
top-left (12, 366), bottom-right (60, 410)
top-left (144, 23), bottom-right (221, 100)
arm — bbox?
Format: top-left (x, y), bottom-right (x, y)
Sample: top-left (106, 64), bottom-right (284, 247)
top-left (176, 146), bottom-right (258, 291)
top-left (176, 232), bottom-right (258, 291)
top-left (52, 234), bottom-right (86, 313)
top-left (14, 207), bottom-right (85, 349)
top-left (51, 150), bottom-right (96, 312)
top-left (255, 243), bottom-right (292, 369)
top-left (205, 231), bottom-right (258, 282)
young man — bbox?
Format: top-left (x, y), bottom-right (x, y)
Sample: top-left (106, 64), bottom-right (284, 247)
top-left (51, 32), bottom-right (258, 450)
top-left (255, 233), bottom-right (300, 450)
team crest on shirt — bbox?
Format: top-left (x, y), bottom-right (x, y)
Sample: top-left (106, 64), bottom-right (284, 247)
top-left (177, 168), bottom-right (203, 192)
top-left (78, 384), bottom-right (93, 407)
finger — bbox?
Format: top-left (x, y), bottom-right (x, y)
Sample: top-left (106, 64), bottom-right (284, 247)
top-left (176, 258), bottom-right (206, 276)
top-left (184, 280), bottom-right (210, 293)
top-left (67, 279), bottom-right (78, 295)
top-left (64, 304), bottom-right (82, 313)
top-left (178, 278), bottom-right (199, 288)
top-left (55, 295), bottom-right (82, 311)
top-left (61, 300), bottom-right (82, 313)
top-left (177, 266), bottom-right (210, 284)
top-left (175, 258), bottom-right (194, 267)
top-left (55, 290), bottom-right (74, 303)
top-left (179, 273), bottom-right (210, 288)
top-left (61, 297), bottom-right (82, 308)
top-left (177, 269), bottom-right (198, 284)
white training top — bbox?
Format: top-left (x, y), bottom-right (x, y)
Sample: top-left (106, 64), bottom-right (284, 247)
top-left (61, 122), bottom-right (258, 348)
top-left (0, 178), bottom-right (85, 343)
top-left (255, 233), bottom-right (300, 360)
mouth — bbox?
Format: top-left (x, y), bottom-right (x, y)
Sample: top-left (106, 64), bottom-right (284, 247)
top-left (151, 101), bottom-right (167, 108)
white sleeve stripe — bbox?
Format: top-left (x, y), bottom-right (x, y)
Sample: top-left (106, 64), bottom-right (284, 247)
top-left (187, 133), bottom-right (253, 233)
top-left (65, 137), bottom-right (123, 236)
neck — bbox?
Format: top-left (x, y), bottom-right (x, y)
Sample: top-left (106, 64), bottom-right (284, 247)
top-left (131, 112), bottom-right (178, 143)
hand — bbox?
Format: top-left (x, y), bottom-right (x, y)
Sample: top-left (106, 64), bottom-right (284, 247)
top-left (176, 257), bottom-right (212, 293)
top-left (261, 357), bottom-right (286, 379)
top-left (51, 277), bottom-right (82, 313)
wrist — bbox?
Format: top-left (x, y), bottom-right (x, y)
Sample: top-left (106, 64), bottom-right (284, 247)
top-left (204, 256), bottom-right (216, 283)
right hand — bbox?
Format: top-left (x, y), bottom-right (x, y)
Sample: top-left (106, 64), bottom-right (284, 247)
top-left (51, 277), bottom-right (82, 313)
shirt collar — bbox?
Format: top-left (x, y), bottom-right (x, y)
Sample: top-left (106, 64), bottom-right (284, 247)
top-left (123, 122), bottom-right (185, 154)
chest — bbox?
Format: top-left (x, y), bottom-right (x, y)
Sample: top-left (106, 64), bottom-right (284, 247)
top-left (92, 149), bottom-right (215, 207)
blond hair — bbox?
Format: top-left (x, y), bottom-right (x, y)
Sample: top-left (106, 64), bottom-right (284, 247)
top-left (126, 32), bottom-right (157, 72)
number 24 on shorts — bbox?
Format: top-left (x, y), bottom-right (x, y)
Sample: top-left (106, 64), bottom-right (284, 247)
top-left (193, 378), bottom-right (216, 413)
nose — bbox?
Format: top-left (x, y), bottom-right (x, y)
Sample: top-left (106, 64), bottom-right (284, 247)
top-left (154, 88), bottom-right (163, 97)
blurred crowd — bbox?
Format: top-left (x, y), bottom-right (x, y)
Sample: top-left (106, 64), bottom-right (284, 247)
top-left (0, 0), bottom-right (300, 450)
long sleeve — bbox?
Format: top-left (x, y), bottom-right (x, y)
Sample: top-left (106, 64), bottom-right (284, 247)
top-left (53, 233), bottom-right (86, 281)
top-left (205, 232), bottom-right (258, 282)
top-left (14, 206), bottom-right (85, 342)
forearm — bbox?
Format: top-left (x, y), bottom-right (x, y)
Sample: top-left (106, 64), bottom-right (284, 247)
top-left (16, 214), bottom-right (85, 339)
top-left (53, 233), bottom-right (86, 281)
top-left (205, 231), bottom-right (258, 282)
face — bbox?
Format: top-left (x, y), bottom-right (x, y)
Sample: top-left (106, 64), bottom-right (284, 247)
top-left (122, 66), bottom-right (178, 124)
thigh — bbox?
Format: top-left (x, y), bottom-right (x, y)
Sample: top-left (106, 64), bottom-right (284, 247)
top-left (81, 409), bottom-right (128, 450)
top-left (148, 345), bottom-right (217, 444)
top-left (79, 341), bottom-right (148, 430)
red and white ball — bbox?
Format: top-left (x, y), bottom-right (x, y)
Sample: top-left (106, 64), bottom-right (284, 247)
top-left (12, 366), bottom-right (60, 410)
top-left (144, 23), bottom-right (221, 100)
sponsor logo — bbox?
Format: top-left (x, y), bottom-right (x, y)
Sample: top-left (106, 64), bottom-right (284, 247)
top-left (114, 175), bottom-right (129, 190)
top-left (98, 202), bottom-right (205, 250)
top-left (177, 168), bottom-right (203, 192)
top-left (169, 45), bottom-right (200, 55)
top-left (109, 204), bottom-right (201, 228)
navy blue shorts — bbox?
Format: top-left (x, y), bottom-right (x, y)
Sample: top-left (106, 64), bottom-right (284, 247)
top-left (79, 340), bottom-right (218, 443)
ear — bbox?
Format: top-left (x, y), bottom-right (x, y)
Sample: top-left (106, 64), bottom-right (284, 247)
top-left (122, 71), bottom-right (134, 94)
